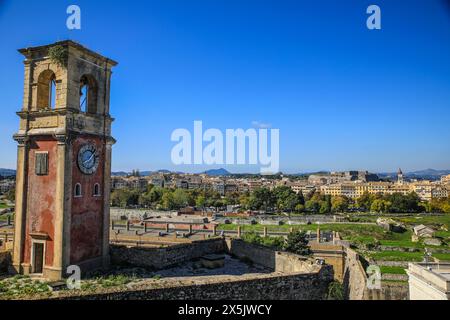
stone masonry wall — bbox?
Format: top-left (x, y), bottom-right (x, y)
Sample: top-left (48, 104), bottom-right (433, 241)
top-left (100, 238), bottom-right (333, 300)
top-left (343, 247), bottom-right (409, 300)
top-left (226, 239), bottom-right (320, 273)
top-left (56, 270), bottom-right (332, 300)
top-left (110, 238), bottom-right (225, 269)
top-left (343, 248), bottom-right (368, 300)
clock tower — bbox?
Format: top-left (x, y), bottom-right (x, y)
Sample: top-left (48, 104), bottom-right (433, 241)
top-left (12, 41), bottom-right (117, 280)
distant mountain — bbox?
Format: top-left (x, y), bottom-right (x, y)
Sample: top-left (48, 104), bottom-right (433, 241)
top-left (0, 168), bottom-right (16, 177)
top-left (111, 169), bottom-right (186, 176)
top-left (378, 169), bottom-right (450, 181)
top-left (156, 169), bottom-right (173, 174)
top-left (203, 168), bottom-right (231, 176)
top-left (407, 169), bottom-right (450, 180)
top-left (111, 171), bottom-right (129, 176)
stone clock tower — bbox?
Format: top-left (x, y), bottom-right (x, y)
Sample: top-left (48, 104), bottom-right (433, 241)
top-left (12, 41), bottom-right (117, 280)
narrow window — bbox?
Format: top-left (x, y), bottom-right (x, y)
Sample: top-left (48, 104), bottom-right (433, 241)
top-left (93, 183), bottom-right (101, 196)
top-left (35, 152), bottom-right (49, 175)
top-left (80, 76), bottom-right (89, 112)
top-left (74, 183), bottom-right (82, 197)
top-left (49, 77), bottom-right (56, 109)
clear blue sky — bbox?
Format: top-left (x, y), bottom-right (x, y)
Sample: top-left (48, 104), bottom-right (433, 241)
top-left (1, 0), bottom-right (450, 173)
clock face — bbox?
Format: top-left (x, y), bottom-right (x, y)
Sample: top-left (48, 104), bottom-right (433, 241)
top-left (77, 143), bottom-right (100, 175)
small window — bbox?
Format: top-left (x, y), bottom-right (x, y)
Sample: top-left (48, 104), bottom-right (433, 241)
top-left (74, 183), bottom-right (82, 197)
top-left (93, 183), bottom-right (101, 197)
top-left (80, 76), bottom-right (89, 112)
top-left (35, 152), bottom-right (48, 175)
top-left (49, 77), bottom-right (56, 109)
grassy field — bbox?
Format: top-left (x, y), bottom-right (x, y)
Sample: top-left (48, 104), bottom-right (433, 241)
top-left (367, 251), bottom-right (424, 262)
top-left (380, 266), bottom-right (407, 275)
top-left (393, 215), bottom-right (450, 229)
top-left (433, 253), bottom-right (450, 261)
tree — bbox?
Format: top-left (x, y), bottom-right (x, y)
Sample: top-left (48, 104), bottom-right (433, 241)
top-left (172, 189), bottom-right (191, 209)
top-left (294, 203), bottom-right (305, 213)
top-left (149, 187), bottom-right (164, 203)
top-left (6, 187), bottom-right (15, 202)
top-left (305, 199), bottom-right (320, 213)
top-left (138, 192), bottom-right (153, 207)
top-left (196, 195), bottom-right (206, 209)
top-left (161, 191), bottom-right (175, 210)
top-left (239, 193), bottom-right (251, 209)
top-left (249, 187), bottom-right (276, 212)
top-left (356, 192), bottom-right (375, 211)
top-left (110, 188), bottom-right (139, 208)
top-left (370, 199), bottom-right (391, 213)
top-left (283, 231), bottom-right (311, 255)
top-left (331, 196), bottom-right (349, 213)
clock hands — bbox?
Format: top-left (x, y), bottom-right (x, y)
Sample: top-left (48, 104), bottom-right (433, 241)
top-left (83, 152), bottom-right (95, 165)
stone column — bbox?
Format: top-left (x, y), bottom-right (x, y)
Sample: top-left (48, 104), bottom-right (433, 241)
top-left (237, 226), bottom-right (241, 238)
top-left (316, 227), bottom-right (321, 243)
top-left (12, 135), bottom-right (29, 274)
top-left (22, 60), bottom-right (33, 111)
top-left (263, 227), bottom-right (268, 237)
top-left (52, 134), bottom-right (71, 280)
top-left (102, 138), bottom-right (114, 268)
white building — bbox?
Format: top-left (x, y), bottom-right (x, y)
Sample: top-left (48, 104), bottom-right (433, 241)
top-left (407, 263), bottom-right (450, 300)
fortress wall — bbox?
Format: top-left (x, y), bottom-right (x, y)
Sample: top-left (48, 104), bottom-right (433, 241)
top-left (110, 238), bottom-right (225, 269)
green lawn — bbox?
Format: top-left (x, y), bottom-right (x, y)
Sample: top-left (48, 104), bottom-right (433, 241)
top-left (433, 253), bottom-right (450, 261)
top-left (218, 222), bottom-right (386, 235)
top-left (380, 266), bottom-right (407, 275)
top-left (368, 251), bottom-right (424, 262)
top-left (393, 215), bottom-right (450, 229)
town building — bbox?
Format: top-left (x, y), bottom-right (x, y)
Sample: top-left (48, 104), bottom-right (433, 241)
top-left (0, 179), bottom-right (15, 194)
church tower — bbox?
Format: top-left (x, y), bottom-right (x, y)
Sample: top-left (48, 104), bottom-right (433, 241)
top-left (397, 168), bottom-right (404, 185)
top-left (12, 41), bottom-right (117, 280)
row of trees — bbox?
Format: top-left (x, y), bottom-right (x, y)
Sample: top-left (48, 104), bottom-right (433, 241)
top-left (111, 184), bottom-right (449, 214)
top-left (111, 186), bottom-right (229, 210)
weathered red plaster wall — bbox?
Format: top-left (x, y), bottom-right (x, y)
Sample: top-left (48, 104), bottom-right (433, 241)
top-left (24, 137), bottom-right (57, 266)
top-left (70, 136), bottom-right (105, 264)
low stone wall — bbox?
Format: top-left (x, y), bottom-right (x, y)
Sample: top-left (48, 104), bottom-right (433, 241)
top-left (365, 282), bottom-right (409, 300)
top-left (110, 208), bottom-right (176, 221)
top-left (373, 260), bottom-right (409, 267)
top-left (343, 248), bottom-right (409, 300)
top-left (309, 241), bottom-right (345, 281)
top-left (381, 274), bottom-right (408, 281)
top-left (343, 248), bottom-right (367, 300)
top-left (56, 271), bottom-right (332, 300)
top-left (97, 238), bottom-right (334, 300)
top-left (226, 239), bottom-right (319, 273)
top-left (110, 238), bottom-right (225, 269)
